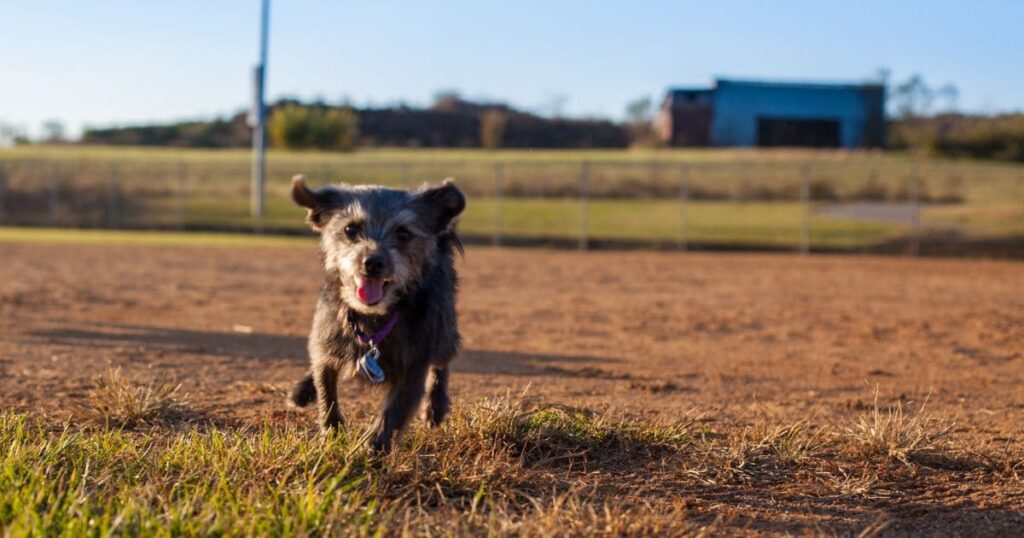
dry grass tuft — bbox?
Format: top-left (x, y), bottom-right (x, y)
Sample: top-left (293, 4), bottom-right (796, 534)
top-left (813, 468), bottom-right (892, 499)
top-left (752, 420), bottom-right (832, 465)
top-left (374, 391), bottom-right (698, 508)
top-left (86, 368), bottom-right (189, 427)
top-left (844, 390), bottom-right (953, 464)
top-left (686, 420), bottom-right (832, 485)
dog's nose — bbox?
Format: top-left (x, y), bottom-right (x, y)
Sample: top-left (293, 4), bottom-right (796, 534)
top-left (363, 255), bottom-right (386, 277)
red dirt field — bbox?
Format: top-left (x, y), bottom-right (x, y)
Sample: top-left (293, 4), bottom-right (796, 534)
top-left (1, 241), bottom-right (1022, 535)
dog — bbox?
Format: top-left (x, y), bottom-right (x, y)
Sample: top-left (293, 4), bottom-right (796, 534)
top-left (287, 174), bottom-right (465, 452)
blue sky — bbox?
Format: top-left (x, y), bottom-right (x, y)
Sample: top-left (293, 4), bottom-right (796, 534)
top-left (3, 0), bottom-right (1023, 137)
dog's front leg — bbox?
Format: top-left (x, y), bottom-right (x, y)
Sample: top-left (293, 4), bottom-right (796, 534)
top-left (370, 365), bottom-right (428, 452)
top-left (423, 365), bottom-right (451, 427)
top-left (313, 364), bottom-right (343, 432)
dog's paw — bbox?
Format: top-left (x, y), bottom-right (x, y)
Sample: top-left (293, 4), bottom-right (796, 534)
top-left (319, 415), bottom-right (345, 434)
top-left (369, 431), bottom-right (394, 453)
top-left (423, 404), bottom-right (449, 427)
top-left (288, 373), bottom-right (317, 408)
top-left (423, 395), bottom-right (451, 427)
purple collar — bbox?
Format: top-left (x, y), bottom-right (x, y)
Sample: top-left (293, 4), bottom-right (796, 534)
top-left (352, 311), bottom-right (399, 346)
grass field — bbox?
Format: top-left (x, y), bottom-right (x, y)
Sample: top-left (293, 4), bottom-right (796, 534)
top-left (0, 391), bottom-right (962, 536)
top-left (1, 145), bottom-right (1022, 249)
top-left (0, 225), bottom-right (312, 247)
top-left (1, 237), bottom-right (1022, 535)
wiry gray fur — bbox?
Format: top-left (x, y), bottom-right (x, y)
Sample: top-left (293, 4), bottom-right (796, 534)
top-left (287, 174), bottom-right (465, 452)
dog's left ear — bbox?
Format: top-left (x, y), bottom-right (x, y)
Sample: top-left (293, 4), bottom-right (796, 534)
top-left (414, 178), bottom-right (466, 233)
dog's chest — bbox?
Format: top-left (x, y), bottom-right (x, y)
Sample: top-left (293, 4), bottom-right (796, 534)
top-left (324, 325), bottom-right (416, 381)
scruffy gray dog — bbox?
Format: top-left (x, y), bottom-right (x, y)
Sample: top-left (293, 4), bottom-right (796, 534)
top-left (287, 174), bottom-right (465, 452)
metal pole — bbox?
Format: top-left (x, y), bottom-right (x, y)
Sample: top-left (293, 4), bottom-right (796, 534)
top-left (494, 163), bottom-right (503, 246)
top-left (177, 162), bottom-right (188, 230)
top-left (250, 0), bottom-right (270, 221)
top-left (579, 161), bottom-right (590, 251)
top-left (800, 164), bottom-right (811, 255)
top-left (908, 164), bottom-right (920, 256)
top-left (679, 166), bottom-right (689, 252)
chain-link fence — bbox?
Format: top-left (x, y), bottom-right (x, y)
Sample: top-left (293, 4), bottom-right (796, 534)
top-left (0, 156), bottom-right (1021, 255)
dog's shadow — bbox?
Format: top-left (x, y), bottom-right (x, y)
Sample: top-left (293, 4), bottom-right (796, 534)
top-left (26, 322), bottom-right (618, 379)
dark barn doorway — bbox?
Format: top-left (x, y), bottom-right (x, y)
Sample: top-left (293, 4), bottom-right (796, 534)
top-left (757, 117), bottom-right (841, 148)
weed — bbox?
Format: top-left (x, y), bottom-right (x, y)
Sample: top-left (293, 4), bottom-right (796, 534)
top-left (844, 389), bottom-right (953, 464)
top-left (85, 368), bottom-right (189, 427)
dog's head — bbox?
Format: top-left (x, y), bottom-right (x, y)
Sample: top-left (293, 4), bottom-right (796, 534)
top-left (291, 175), bottom-right (465, 315)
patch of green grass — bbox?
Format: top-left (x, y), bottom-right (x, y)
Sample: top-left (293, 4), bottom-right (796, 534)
top-left (3, 145), bottom-right (1021, 248)
top-left (0, 374), bottom-right (988, 536)
top-left (0, 394), bottom-right (704, 536)
top-left (467, 198), bottom-right (898, 247)
top-left (0, 226), bottom-right (314, 248)
top-left (923, 201), bottom-right (1024, 236)
top-left (132, 195), bottom-right (898, 248)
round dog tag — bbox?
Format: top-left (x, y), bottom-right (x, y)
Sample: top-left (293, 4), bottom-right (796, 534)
top-left (358, 347), bottom-right (386, 384)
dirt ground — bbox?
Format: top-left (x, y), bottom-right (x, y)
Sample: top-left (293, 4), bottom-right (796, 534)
top-left (1, 241), bottom-right (1022, 535)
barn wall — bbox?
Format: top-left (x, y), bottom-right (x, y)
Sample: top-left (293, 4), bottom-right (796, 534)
top-left (709, 80), bottom-right (884, 148)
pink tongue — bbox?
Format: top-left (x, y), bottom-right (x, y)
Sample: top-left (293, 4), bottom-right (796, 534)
top-left (358, 278), bottom-right (385, 305)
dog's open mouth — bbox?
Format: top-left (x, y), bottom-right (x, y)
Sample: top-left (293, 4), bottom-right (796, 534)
top-left (356, 277), bottom-right (390, 306)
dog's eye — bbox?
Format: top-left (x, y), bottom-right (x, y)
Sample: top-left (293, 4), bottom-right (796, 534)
top-left (343, 223), bottom-right (361, 239)
top-left (394, 227), bottom-right (413, 243)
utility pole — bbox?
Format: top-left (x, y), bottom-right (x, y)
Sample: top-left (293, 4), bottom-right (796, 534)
top-left (251, 0), bottom-right (270, 220)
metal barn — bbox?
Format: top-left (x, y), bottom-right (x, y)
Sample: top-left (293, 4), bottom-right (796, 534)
top-left (660, 78), bottom-right (885, 148)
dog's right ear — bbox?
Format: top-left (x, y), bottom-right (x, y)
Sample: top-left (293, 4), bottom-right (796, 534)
top-left (291, 174), bottom-right (346, 231)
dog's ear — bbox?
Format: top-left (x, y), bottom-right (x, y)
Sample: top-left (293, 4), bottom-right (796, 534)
top-left (413, 178), bottom-right (466, 233)
top-left (291, 174), bottom-right (348, 231)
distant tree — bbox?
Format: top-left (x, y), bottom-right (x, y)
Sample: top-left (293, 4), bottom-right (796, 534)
top-left (625, 96), bottom-right (652, 125)
top-left (311, 108), bottom-right (360, 150)
top-left (624, 96), bottom-right (660, 148)
top-left (935, 84), bottom-right (960, 113)
top-left (75, 96), bottom-right (631, 150)
top-left (869, 67), bottom-right (892, 87)
top-left (537, 93), bottom-right (569, 118)
top-left (891, 74), bottom-right (959, 119)
top-left (42, 120), bottom-right (66, 143)
top-left (268, 104), bottom-right (359, 151)
top-left (480, 110), bottom-right (508, 150)
top-left (432, 89), bottom-right (463, 111)
top-left (0, 122), bottom-right (28, 146)
top-left (268, 105), bottom-right (311, 149)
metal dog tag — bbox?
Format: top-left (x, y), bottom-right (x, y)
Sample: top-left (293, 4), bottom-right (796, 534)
top-left (357, 347), bottom-right (386, 384)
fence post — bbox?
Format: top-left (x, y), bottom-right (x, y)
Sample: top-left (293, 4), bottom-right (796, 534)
top-left (177, 161), bottom-right (188, 230)
top-left (800, 164), bottom-right (811, 255)
top-left (106, 163), bottom-right (119, 229)
top-left (679, 166), bottom-right (689, 252)
top-left (908, 164), bottom-right (920, 256)
top-left (49, 165), bottom-right (60, 226)
top-left (579, 161), bottom-right (590, 251)
top-left (0, 162), bottom-right (7, 225)
top-left (493, 163), bottom-right (503, 246)
top-left (401, 162), bottom-right (412, 186)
